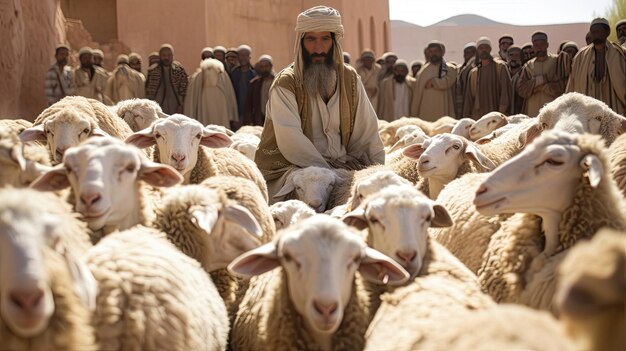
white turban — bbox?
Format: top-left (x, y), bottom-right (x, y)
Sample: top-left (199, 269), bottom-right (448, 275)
top-left (292, 6), bottom-right (345, 85)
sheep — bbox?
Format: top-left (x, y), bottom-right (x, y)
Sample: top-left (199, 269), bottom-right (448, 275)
top-left (0, 126), bottom-right (52, 188)
top-left (228, 215), bottom-right (409, 351)
top-left (344, 170), bottom-right (412, 211)
top-left (474, 117), bottom-right (543, 166)
top-left (473, 131), bottom-right (626, 312)
top-left (608, 133), bottom-right (626, 198)
top-left (0, 118), bottom-right (33, 134)
top-left (556, 228), bottom-right (626, 351)
top-left (235, 125), bottom-right (263, 139)
top-left (468, 111), bottom-right (508, 141)
top-left (269, 199), bottom-right (316, 230)
top-left (30, 137), bottom-right (183, 236)
top-left (402, 133), bottom-right (496, 199)
top-left (449, 118), bottom-right (475, 139)
top-left (0, 188), bottom-right (97, 350)
top-left (110, 98), bottom-right (165, 132)
top-left (86, 226), bottom-right (229, 350)
top-left (537, 92), bottom-right (626, 145)
top-left (506, 113), bottom-right (530, 124)
top-left (125, 114), bottom-right (269, 201)
top-left (384, 128), bottom-right (429, 163)
top-left (229, 132), bottom-right (260, 161)
top-left (378, 116), bottom-right (458, 146)
top-left (19, 96), bottom-right (135, 164)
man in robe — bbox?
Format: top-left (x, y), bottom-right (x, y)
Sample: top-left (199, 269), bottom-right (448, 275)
top-left (567, 18), bottom-right (626, 115)
top-left (410, 41), bottom-right (457, 120)
top-left (343, 52), bottom-right (351, 64)
top-left (616, 19), bottom-right (626, 47)
top-left (243, 55), bottom-right (275, 127)
top-left (356, 49), bottom-right (381, 108)
top-left (213, 46), bottom-right (227, 65)
top-left (74, 47), bottom-right (111, 104)
top-left (585, 32), bottom-right (593, 45)
top-left (377, 52), bottom-right (397, 82)
top-left (128, 53), bottom-right (143, 74)
top-left (145, 44), bottom-right (188, 114)
top-left (255, 6), bottom-right (384, 203)
top-left (105, 54), bottom-right (146, 104)
top-left (410, 60), bottom-right (424, 77)
top-left (44, 44), bottom-right (75, 106)
top-left (517, 32), bottom-right (569, 117)
top-left (377, 60), bottom-right (415, 121)
top-left (231, 44), bottom-right (257, 128)
top-left (508, 45), bottom-right (524, 114)
top-left (224, 48), bottom-right (239, 73)
top-left (455, 42), bottom-right (477, 117)
top-left (184, 58), bottom-right (238, 129)
top-left (92, 49), bottom-right (106, 70)
top-left (148, 52), bottom-right (159, 67)
top-left (498, 35), bottom-right (514, 62)
top-left (463, 37), bottom-right (512, 119)
top-left (201, 47), bottom-right (214, 60)
top-left (521, 42), bottom-right (534, 65)
top-left (562, 42), bottom-right (579, 58)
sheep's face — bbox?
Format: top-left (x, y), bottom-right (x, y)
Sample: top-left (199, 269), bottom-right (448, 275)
top-left (269, 200), bottom-right (316, 230)
top-left (450, 118), bottom-right (475, 139)
top-left (229, 216), bottom-right (409, 339)
top-left (122, 105), bottom-right (160, 132)
top-left (349, 171), bottom-right (410, 209)
top-left (387, 130), bottom-right (429, 154)
top-left (230, 136), bottom-right (259, 161)
top-left (404, 134), bottom-right (495, 181)
top-left (125, 114), bottom-right (232, 182)
top-left (273, 167), bottom-right (338, 213)
top-left (469, 112), bottom-right (507, 140)
top-left (0, 213), bottom-right (56, 337)
top-left (343, 186), bottom-right (452, 277)
top-left (31, 138), bottom-right (182, 231)
top-left (474, 131), bottom-right (604, 217)
top-left (0, 133), bottom-right (26, 187)
top-left (394, 125), bottom-right (420, 140)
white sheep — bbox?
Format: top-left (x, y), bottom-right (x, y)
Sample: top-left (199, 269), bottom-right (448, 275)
top-left (378, 116), bottom-right (458, 146)
top-left (556, 228), bottom-right (626, 351)
top-left (0, 126), bottom-right (52, 188)
top-left (608, 133), bottom-right (626, 198)
top-left (474, 131), bottom-right (626, 312)
top-left (469, 111), bottom-right (508, 141)
top-left (125, 114), bottom-right (269, 200)
top-left (19, 96), bottom-right (134, 164)
top-left (450, 118), bottom-right (475, 139)
top-left (384, 128), bottom-right (429, 163)
top-left (229, 133), bottom-right (260, 161)
top-left (474, 117), bottom-right (543, 165)
top-left (110, 98), bottom-right (165, 132)
top-left (30, 137), bottom-right (182, 235)
top-left (344, 170), bottom-right (412, 211)
top-left (269, 199), bottom-right (316, 230)
top-left (235, 125), bottom-right (263, 139)
top-left (0, 188), bottom-right (97, 350)
top-left (228, 215), bottom-right (409, 351)
top-left (86, 226), bottom-right (229, 350)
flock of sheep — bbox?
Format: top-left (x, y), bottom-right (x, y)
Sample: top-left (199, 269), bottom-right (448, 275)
top-left (0, 92), bottom-right (624, 351)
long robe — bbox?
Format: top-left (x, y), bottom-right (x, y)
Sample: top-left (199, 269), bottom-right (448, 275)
top-left (74, 66), bottom-right (111, 104)
top-left (265, 76), bottom-right (384, 202)
top-left (356, 63), bottom-right (382, 109)
top-left (184, 60), bottom-right (238, 128)
top-left (455, 57), bottom-right (476, 118)
top-left (410, 61), bottom-right (457, 121)
top-left (463, 60), bottom-right (512, 119)
top-left (377, 75), bottom-right (415, 122)
top-left (566, 42), bottom-right (626, 115)
top-left (516, 54), bottom-right (568, 117)
top-left (104, 64), bottom-right (145, 104)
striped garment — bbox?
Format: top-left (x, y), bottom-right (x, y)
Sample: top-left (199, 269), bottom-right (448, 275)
top-left (44, 63), bottom-right (75, 105)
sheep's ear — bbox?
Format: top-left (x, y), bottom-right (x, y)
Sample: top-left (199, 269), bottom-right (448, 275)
top-left (580, 154), bottom-right (603, 188)
top-left (138, 161), bottom-right (183, 187)
top-left (465, 144), bottom-right (496, 171)
top-left (62, 248), bottom-right (98, 311)
top-left (402, 143), bottom-right (425, 159)
top-left (476, 132), bottom-right (496, 144)
top-left (125, 127), bottom-right (157, 148)
top-left (224, 204), bottom-right (263, 239)
top-left (359, 247), bottom-right (410, 285)
top-left (200, 128), bottom-right (232, 148)
top-left (10, 145), bottom-right (26, 171)
top-left (517, 122), bottom-right (542, 149)
top-left (431, 204), bottom-right (453, 227)
top-left (90, 127), bottom-right (110, 137)
top-left (347, 194), bottom-right (363, 212)
top-left (30, 164), bottom-right (70, 191)
top-left (342, 208), bottom-right (368, 231)
top-left (156, 111), bottom-right (169, 119)
top-left (190, 204), bottom-right (220, 234)
top-left (273, 180), bottom-right (295, 199)
top-left (496, 113), bottom-right (508, 127)
top-left (19, 125), bottom-right (47, 143)
top-left (228, 243), bottom-right (280, 278)
top-left (387, 138), bottom-right (407, 153)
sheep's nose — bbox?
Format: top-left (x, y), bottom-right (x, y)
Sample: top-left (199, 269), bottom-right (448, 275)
top-left (9, 288), bottom-right (44, 312)
top-left (80, 192), bottom-right (101, 207)
top-left (469, 127), bottom-right (478, 135)
top-left (419, 155), bottom-right (430, 165)
top-left (396, 250), bottom-right (417, 264)
top-left (55, 148), bottom-right (67, 161)
top-left (309, 200), bottom-right (322, 209)
top-left (476, 184), bottom-right (488, 196)
top-left (313, 299), bottom-right (338, 317)
top-left (171, 153), bottom-right (186, 162)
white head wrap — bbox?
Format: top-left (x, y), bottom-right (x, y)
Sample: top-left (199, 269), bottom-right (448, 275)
top-left (293, 6), bottom-right (345, 85)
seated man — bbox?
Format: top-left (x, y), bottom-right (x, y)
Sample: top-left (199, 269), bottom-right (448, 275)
top-left (255, 6), bottom-right (385, 203)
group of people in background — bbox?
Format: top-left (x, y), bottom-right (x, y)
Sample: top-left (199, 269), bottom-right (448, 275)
top-left (45, 16), bottom-right (626, 133)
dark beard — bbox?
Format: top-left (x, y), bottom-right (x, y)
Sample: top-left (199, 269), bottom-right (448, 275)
top-left (303, 62), bottom-right (337, 99)
top-left (592, 38), bottom-right (605, 45)
top-left (429, 55), bottom-right (441, 64)
top-left (394, 75), bottom-right (406, 83)
top-left (509, 61), bottom-right (521, 68)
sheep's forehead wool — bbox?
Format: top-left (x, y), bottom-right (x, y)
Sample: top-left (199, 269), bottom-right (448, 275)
top-left (293, 167), bottom-right (336, 186)
top-left (65, 138), bottom-right (142, 167)
top-left (156, 115), bottom-right (203, 134)
top-left (539, 93), bottom-right (611, 127)
top-left (425, 134), bottom-right (464, 151)
top-left (280, 220), bottom-right (364, 262)
top-left (366, 187), bottom-right (432, 217)
top-left (163, 184), bottom-right (221, 209)
top-left (356, 171), bottom-right (409, 195)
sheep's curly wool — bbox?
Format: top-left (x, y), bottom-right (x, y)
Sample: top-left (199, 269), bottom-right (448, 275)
top-left (235, 125), bottom-right (263, 139)
top-left (86, 227), bottom-right (228, 351)
top-left (231, 270), bottom-right (370, 351)
top-left (477, 118), bottom-right (538, 166)
top-left (608, 133), bottom-right (626, 198)
top-left (111, 98), bottom-right (162, 132)
top-left (0, 126), bottom-right (51, 187)
top-left (378, 116), bottom-right (457, 146)
top-left (0, 119), bottom-right (33, 134)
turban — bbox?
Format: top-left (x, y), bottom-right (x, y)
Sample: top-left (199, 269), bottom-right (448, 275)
top-left (213, 46), bottom-right (226, 53)
top-left (590, 18), bottom-right (610, 34)
top-left (476, 37), bottom-right (492, 48)
top-left (148, 51), bottom-right (158, 58)
top-left (426, 40), bottom-right (444, 50)
top-left (201, 47), bottom-right (213, 54)
top-left (498, 35), bottom-right (513, 44)
top-left (562, 41), bottom-right (579, 50)
top-left (78, 47), bottom-right (93, 56)
top-left (159, 43), bottom-right (174, 53)
top-left (531, 31), bottom-right (548, 42)
top-left (381, 52), bottom-right (398, 60)
top-left (410, 59), bottom-right (424, 67)
top-left (393, 59), bottom-right (408, 69)
top-left (292, 5), bottom-right (345, 85)
top-left (129, 53), bottom-right (142, 61)
top-left (238, 44), bottom-right (252, 53)
top-left (617, 19), bottom-right (626, 30)
top-left (361, 49), bottom-right (375, 59)
top-left (225, 48), bottom-right (238, 58)
top-left (92, 49), bottom-right (104, 58)
top-left (508, 45), bottom-right (521, 53)
top-left (521, 42), bottom-right (533, 50)
top-left (116, 54), bottom-right (129, 65)
top-left (257, 54), bottom-right (273, 65)
top-left (464, 42), bottom-right (477, 50)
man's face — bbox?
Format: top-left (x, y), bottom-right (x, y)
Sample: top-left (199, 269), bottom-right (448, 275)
top-left (149, 55), bottom-right (159, 66)
top-left (564, 47), bottom-right (578, 58)
top-left (238, 50), bottom-right (251, 66)
top-left (225, 53), bottom-right (238, 67)
top-left (508, 50), bottom-right (521, 68)
top-left (393, 65), bottom-right (408, 82)
top-left (257, 60), bottom-right (272, 76)
top-left (129, 59), bottom-right (142, 72)
top-left (361, 56), bottom-right (374, 69)
top-left (463, 47), bottom-right (476, 62)
top-left (477, 44), bottom-right (492, 60)
top-left (80, 53), bottom-right (93, 68)
top-left (428, 46), bottom-right (443, 64)
top-left (617, 25), bottom-right (626, 43)
top-left (522, 48), bottom-right (535, 61)
top-left (93, 56), bottom-right (103, 66)
top-left (303, 31), bottom-right (333, 64)
top-left (590, 24), bottom-right (609, 45)
top-left (533, 39), bottom-right (549, 58)
top-left (411, 64), bottom-right (421, 76)
top-left (499, 38), bottom-right (513, 53)
top-left (201, 52), bottom-right (213, 60)
top-left (55, 48), bottom-right (69, 66)
top-left (160, 49), bottom-right (173, 66)
top-left (384, 55), bottom-right (397, 69)
top-left (214, 51), bottom-right (225, 61)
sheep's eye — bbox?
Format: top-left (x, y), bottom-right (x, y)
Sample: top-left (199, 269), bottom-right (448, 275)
top-left (295, 186), bottom-right (303, 192)
top-left (425, 215), bottom-right (432, 222)
top-left (452, 144), bottom-right (460, 150)
top-left (82, 128), bottom-right (90, 135)
top-left (370, 217), bottom-right (381, 225)
top-left (541, 122), bottom-right (548, 129)
top-left (195, 133), bottom-right (202, 139)
top-left (155, 132), bottom-right (162, 138)
top-left (349, 255), bottom-right (361, 268)
top-left (125, 164), bottom-right (136, 172)
top-left (545, 159), bottom-right (563, 166)
top-left (65, 165), bottom-right (74, 173)
top-left (283, 252), bottom-right (293, 262)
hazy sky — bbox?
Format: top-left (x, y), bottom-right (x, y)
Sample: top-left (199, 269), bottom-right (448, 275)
top-left (389, 0), bottom-right (613, 26)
